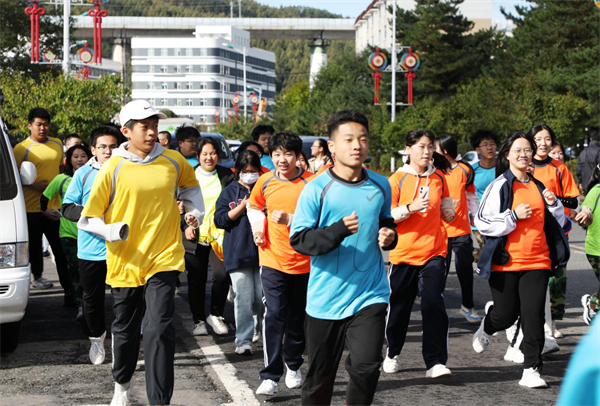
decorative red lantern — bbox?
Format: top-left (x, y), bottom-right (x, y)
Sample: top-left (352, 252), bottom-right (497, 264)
top-left (24, 1), bottom-right (46, 63)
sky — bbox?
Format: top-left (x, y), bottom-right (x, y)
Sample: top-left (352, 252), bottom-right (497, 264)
top-left (256, 0), bottom-right (530, 21)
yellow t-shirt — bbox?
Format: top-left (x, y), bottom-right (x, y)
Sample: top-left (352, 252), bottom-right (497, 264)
top-left (13, 136), bottom-right (64, 212)
top-left (82, 149), bottom-right (199, 287)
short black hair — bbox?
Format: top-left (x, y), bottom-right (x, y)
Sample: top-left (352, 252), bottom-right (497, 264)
top-left (90, 125), bottom-right (122, 147)
top-left (176, 126), bottom-right (200, 142)
top-left (158, 131), bottom-right (171, 140)
top-left (64, 134), bottom-right (81, 143)
top-left (65, 144), bottom-right (92, 177)
top-left (196, 136), bottom-right (221, 157)
top-left (470, 129), bottom-right (499, 149)
top-left (327, 109), bottom-right (369, 138)
top-left (251, 125), bottom-right (275, 142)
top-left (234, 150), bottom-right (263, 181)
top-left (28, 107), bottom-right (51, 124)
top-left (528, 124), bottom-right (557, 145)
top-left (236, 140), bottom-right (264, 159)
top-left (268, 131), bottom-right (302, 156)
top-left (436, 134), bottom-right (458, 159)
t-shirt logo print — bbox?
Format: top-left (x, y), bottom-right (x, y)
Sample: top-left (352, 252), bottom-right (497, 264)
top-left (366, 193), bottom-right (377, 202)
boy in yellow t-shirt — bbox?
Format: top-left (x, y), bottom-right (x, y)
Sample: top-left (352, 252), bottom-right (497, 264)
top-left (78, 100), bottom-right (204, 406)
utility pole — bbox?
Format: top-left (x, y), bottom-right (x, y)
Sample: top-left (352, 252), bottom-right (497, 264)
top-left (230, 0), bottom-right (234, 18)
top-left (391, 0), bottom-right (396, 122)
top-left (238, 0), bottom-right (242, 18)
top-left (62, 0), bottom-right (71, 74)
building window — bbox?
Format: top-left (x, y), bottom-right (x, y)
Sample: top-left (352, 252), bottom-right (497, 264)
top-left (176, 65), bottom-right (182, 73)
top-left (150, 98), bottom-right (156, 105)
top-left (199, 98), bottom-right (207, 106)
top-left (199, 65), bottom-right (207, 73)
top-left (199, 82), bottom-right (207, 90)
top-left (147, 82), bottom-right (155, 90)
top-left (186, 82), bottom-right (193, 90)
top-left (176, 82), bottom-right (182, 90)
top-left (176, 99), bottom-right (182, 106)
top-left (160, 82), bottom-right (167, 90)
top-left (148, 48), bottom-right (154, 57)
top-left (186, 65), bottom-right (192, 73)
top-left (161, 48), bottom-right (168, 57)
top-left (176, 48), bottom-right (183, 56)
top-left (160, 65), bottom-right (167, 73)
top-left (221, 66), bottom-right (230, 75)
top-left (186, 48), bottom-right (193, 56)
top-left (149, 65), bottom-right (155, 73)
top-left (161, 98), bottom-right (168, 106)
top-left (199, 48), bottom-right (207, 56)
top-left (186, 98), bottom-right (193, 106)
top-left (199, 115), bottom-right (208, 122)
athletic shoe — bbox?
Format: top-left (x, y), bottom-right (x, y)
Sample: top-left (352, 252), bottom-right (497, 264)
top-left (31, 277), bottom-right (53, 290)
top-left (110, 380), bottom-right (133, 406)
top-left (89, 331), bottom-right (106, 365)
top-left (505, 321), bottom-right (519, 343)
top-left (252, 331), bottom-right (261, 343)
top-left (383, 355), bottom-right (400, 373)
top-left (256, 379), bottom-right (278, 396)
top-left (206, 314), bottom-right (228, 335)
top-left (235, 345), bottom-right (253, 356)
top-left (42, 249), bottom-right (50, 257)
top-left (192, 321), bottom-right (208, 336)
top-left (473, 318), bottom-right (491, 353)
top-left (460, 306), bottom-right (482, 323)
top-left (582, 294), bottom-right (596, 326)
top-left (414, 295), bottom-right (422, 305)
top-left (551, 321), bottom-right (563, 339)
top-left (285, 365), bottom-right (302, 389)
top-left (426, 364), bottom-right (452, 378)
top-left (542, 336), bottom-right (559, 355)
top-left (519, 368), bottom-right (548, 388)
top-left (504, 345), bottom-right (524, 364)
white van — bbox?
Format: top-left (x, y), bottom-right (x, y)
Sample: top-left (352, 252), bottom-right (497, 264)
top-left (0, 115), bottom-right (32, 353)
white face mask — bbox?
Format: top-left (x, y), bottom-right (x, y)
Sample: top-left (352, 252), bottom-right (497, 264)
top-left (240, 172), bottom-right (259, 185)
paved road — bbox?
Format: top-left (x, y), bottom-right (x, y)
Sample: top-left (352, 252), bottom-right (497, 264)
top-left (0, 226), bottom-right (596, 405)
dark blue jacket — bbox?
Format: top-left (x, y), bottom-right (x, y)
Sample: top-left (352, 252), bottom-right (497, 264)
top-left (214, 181), bottom-right (259, 272)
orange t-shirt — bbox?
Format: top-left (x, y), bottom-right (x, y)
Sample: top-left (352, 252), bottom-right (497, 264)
top-left (388, 169), bottom-right (450, 266)
top-left (533, 158), bottom-right (579, 218)
top-left (316, 163), bottom-right (334, 176)
top-left (248, 168), bottom-right (313, 274)
top-left (493, 179), bottom-right (551, 272)
top-left (443, 162), bottom-right (476, 238)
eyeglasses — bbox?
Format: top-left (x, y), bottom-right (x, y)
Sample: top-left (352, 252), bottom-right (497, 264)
top-left (184, 139), bottom-right (198, 144)
top-left (478, 143), bottom-right (496, 149)
top-left (510, 148), bottom-right (533, 156)
top-left (96, 145), bottom-right (118, 151)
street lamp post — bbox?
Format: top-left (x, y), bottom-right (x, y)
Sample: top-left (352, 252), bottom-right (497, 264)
top-left (63, 0), bottom-right (71, 74)
top-left (223, 42), bottom-right (247, 120)
top-left (391, 0), bottom-right (397, 122)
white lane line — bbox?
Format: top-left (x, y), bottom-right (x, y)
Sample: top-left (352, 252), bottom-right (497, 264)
top-left (179, 314), bottom-right (260, 406)
top-left (569, 243), bottom-right (587, 255)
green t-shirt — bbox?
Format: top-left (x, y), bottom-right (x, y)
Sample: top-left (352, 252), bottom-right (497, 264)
top-left (42, 174), bottom-right (78, 240)
top-left (582, 184), bottom-right (600, 256)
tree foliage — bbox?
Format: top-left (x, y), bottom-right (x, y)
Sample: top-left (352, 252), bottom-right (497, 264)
top-left (0, 72), bottom-right (128, 141)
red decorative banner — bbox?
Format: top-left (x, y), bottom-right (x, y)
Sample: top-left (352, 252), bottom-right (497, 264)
top-left (25, 1), bottom-right (46, 62)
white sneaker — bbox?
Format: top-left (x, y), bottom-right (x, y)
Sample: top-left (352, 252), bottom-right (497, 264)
top-left (110, 380), bottom-right (133, 406)
top-left (31, 277), bottom-right (53, 290)
top-left (542, 336), bottom-right (560, 355)
top-left (235, 344), bottom-right (253, 356)
top-left (285, 365), bottom-right (302, 389)
top-left (426, 364), bottom-right (452, 378)
top-left (192, 321), bottom-right (208, 336)
top-left (504, 345), bottom-right (524, 364)
top-left (460, 305), bottom-right (482, 323)
top-left (89, 331), bottom-right (106, 365)
top-left (256, 379), bottom-right (278, 396)
top-left (582, 294), bottom-right (597, 326)
top-left (252, 331), bottom-right (261, 343)
top-left (473, 318), bottom-right (491, 353)
top-left (206, 314), bottom-right (228, 335)
top-left (551, 321), bottom-right (564, 339)
top-left (519, 368), bottom-right (548, 388)
top-left (383, 355), bottom-right (400, 373)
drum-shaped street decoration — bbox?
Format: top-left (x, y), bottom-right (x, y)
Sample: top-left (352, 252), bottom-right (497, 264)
top-left (232, 94), bottom-right (241, 106)
top-left (250, 94), bottom-right (259, 105)
top-left (400, 52), bottom-right (420, 71)
top-left (43, 50), bottom-right (57, 62)
top-left (368, 48), bottom-right (388, 72)
top-left (77, 47), bottom-right (94, 64)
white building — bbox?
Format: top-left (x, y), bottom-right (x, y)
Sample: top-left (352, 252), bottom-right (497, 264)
top-left (130, 26), bottom-right (276, 124)
top-left (354, 0), bottom-right (493, 53)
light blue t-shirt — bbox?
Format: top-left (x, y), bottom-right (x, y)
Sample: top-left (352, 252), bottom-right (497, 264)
top-left (187, 156), bottom-right (199, 168)
top-left (63, 164), bottom-right (106, 261)
top-left (290, 169), bottom-right (392, 320)
top-left (471, 162), bottom-right (496, 230)
top-left (261, 155), bottom-right (275, 170)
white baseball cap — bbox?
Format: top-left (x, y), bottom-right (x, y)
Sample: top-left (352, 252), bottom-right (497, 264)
top-left (119, 100), bottom-right (167, 126)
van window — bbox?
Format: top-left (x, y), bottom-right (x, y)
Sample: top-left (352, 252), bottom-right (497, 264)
top-left (0, 133), bottom-right (18, 201)
top-left (209, 137), bottom-right (231, 161)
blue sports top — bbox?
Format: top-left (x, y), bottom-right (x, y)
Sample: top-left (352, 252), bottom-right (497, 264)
top-left (290, 168), bottom-right (395, 320)
top-left (471, 162), bottom-right (496, 231)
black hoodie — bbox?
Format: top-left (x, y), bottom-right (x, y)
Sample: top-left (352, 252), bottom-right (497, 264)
top-left (214, 181), bottom-right (259, 272)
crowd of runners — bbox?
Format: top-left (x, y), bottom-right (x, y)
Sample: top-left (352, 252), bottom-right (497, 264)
top-left (13, 100), bottom-right (600, 406)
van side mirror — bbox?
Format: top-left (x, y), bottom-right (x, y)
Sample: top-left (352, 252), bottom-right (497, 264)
top-left (20, 161), bottom-right (37, 186)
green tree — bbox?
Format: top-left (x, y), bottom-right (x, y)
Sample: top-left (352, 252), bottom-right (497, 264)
top-left (0, 72), bottom-right (128, 141)
top-left (0, 0), bottom-right (68, 78)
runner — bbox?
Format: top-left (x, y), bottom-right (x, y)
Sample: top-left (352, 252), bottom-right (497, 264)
top-left (435, 134), bottom-right (481, 323)
top-left (78, 100), bottom-right (204, 406)
top-left (14, 108), bottom-right (70, 295)
top-left (574, 164), bottom-right (600, 325)
top-left (41, 144), bottom-right (91, 316)
top-left (529, 124), bottom-right (580, 338)
top-left (469, 130), bottom-right (499, 260)
top-left (182, 136), bottom-right (234, 336)
top-left (176, 126), bottom-right (200, 167)
top-left (214, 150), bottom-right (265, 355)
top-left (384, 129), bottom-right (455, 378)
top-left (290, 109), bottom-right (397, 405)
top-left (251, 124), bottom-right (275, 170)
top-left (473, 132), bottom-right (569, 388)
top-left (62, 125), bottom-right (120, 365)
top-left (247, 131), bottom-right (313, 396)
top-left (307, 138), bottom-right (332, 173)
